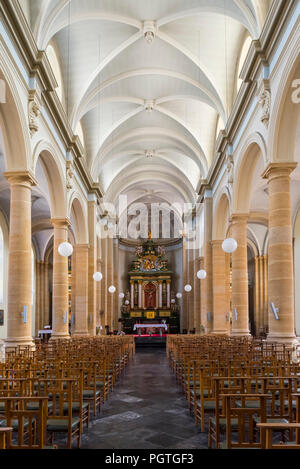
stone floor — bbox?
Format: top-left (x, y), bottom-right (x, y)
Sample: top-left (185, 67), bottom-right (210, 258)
top-left (80, 347), bottom-right (208, 449)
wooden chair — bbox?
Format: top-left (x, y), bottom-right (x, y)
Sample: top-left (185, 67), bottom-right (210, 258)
top-left (37, 378), bottom-right (81, 449)
top-left (220, 394), bottom-right (268, 449)
top-left (0, 397), bottom-right (48, 449)
top-left (0, 427), bottom-right (12, 449)
top-left (257, 423), bottom-right (300, 449)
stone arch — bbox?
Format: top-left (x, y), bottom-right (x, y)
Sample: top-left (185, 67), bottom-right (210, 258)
top-left (213, 192), bottom-right (230, 240)
top-left (33, 140), bottom-right (67, 219)
top-left (68, 192), bottom-right (88, 245)
top-left (233, 134), bottom-right (267, 213)
top-left (0, 51), bottom-right (31, 171)
top-left (268, 40), bottom-right (300, 163)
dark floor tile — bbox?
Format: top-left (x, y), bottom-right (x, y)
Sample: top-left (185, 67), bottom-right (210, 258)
top-left (81, 349), bottom-right (207, 450)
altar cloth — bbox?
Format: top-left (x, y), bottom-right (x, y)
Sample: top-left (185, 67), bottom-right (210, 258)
top-left (133, 324), bottom-right (168, 331)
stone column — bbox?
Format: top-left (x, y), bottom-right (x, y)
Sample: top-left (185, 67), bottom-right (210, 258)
top-left (263, 255), bottom-right (268, 333)
top-left (51, 219), bottom-right (71, 340)
top-left (182, 238), bottom-right (188, 332)
top-left (212, 241), bottom-right (229, 335)
top-left (4, 171), bottom-right (36, 348)
top-left (203, 195), bottom-right (213, 333)
top-left (254, 255), bottom-right (269, 336)
top-left (230, 214), bottom-right (250, 336)
top-left (73, 244), bottom-right (89, 336)
top-left (166, 281), bottom-right (171, 309)
top-left (101, 237), bottom-right (108, 329)
top-left (225, 252), bottom-right (231, 334)
top-left (96, 255), bottom-right (102, 330)
top-left (88, 201), bottom-right (97, 336)
top-left (262, 163), bottom-right (297, 343)
top-left (199, 257), bottom-right (205, 333)
top-left (113, 239), bottom-right (119, 329)
top-left (188, 247), bottom-right (194, 332)
top-left (106, 235), bottom-right (114, 331)
top-left (158, 281), bottom-right (163, 309)
top-left (35, 260), bottom-right (41, 333)
top-left (194, 257), bottom-right (201, 333)
top-left (138, 281), bottom-right (142, 309)
top-left (44, 261), bottom-right (50, 327)
top-left (130, 282), bottom-right (134, 310)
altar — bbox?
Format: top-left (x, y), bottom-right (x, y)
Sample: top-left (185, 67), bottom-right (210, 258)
top-left (133, 323), bottom-right (168, 337)
top-left (120, 235), bottom-right (180, 335)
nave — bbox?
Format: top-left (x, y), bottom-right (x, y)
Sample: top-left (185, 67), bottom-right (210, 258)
top-left (1, 335), bottom-right (300, 450)
top-left (80, 348), bottom-right (206, 450)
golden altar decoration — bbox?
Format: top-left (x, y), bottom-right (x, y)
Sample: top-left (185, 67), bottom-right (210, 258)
top-left (120, 236), bottom-right (180, 333)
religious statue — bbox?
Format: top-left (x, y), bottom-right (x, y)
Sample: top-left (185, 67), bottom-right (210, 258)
top-left (259, 87), bottom-right (271, 127)
top-left (157, 245), bottom-right (165, 258)
top-left (135, 246), bottom-right (143, 258)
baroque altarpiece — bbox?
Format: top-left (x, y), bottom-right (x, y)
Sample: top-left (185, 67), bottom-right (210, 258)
top-left (121, 238), bottom-right (180, 334)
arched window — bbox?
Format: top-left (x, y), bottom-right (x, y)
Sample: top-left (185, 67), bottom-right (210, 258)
top-left (46, 44), bottom-right (64, 103)
top-left (237, 36), bottom-right (252, 92)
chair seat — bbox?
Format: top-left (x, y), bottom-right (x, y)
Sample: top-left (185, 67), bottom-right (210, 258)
top-left (83, 390), bottom-right (100, 398)
top-left (26, 402), bottom-right (53, 411)
top-left (219, 442), bottom-right (257, 449)
top-left (210, 417), bottom-right (239, 430)
top-left (274, 400), bottom-right (297, 410)
top-left (190, 389), bottom-right (209, 398)
top-left (197, 401), bottom-right (221, 411)
top-left (47, 417), bottom-right (80, 432)
top-left (0, 419), bottom-right (29, 431)
top-left (253, 417), bottom-right (289, 424)
top-left (63, 402), bottom-right (89, 412)
top-left (236, 400), bottom-right (261, 409)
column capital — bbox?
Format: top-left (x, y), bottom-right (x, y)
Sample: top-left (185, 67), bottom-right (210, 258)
top-left (211, 240), bottom-right (223, 247)
top-left (4, 170), bottom-right (37, 186)
top-left (230, 213), bottom-right (249, 224)
top-left (262, 162), bottom-right (297, 180)
top-left (51, 218), bottom-right (71, 229)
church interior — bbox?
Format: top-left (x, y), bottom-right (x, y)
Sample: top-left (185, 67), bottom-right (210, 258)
top-left (0, 0), bottom-right (299, 451)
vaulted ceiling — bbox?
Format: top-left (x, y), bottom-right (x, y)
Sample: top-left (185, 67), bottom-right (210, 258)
top-left (20, 0), bottom-right (272, 208)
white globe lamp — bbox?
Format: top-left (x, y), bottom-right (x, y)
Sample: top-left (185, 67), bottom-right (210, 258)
top-left (93, 272), bottom-right (103, 282)
top-left (125, 300), bottom-right (130, 306)
top-left (176, 293), bottom-right (182, 299)
top-left (197, 270), bottom-right (207, 280)
top-left (109, 286), bottom-right (116, 294)
top-left (119, 293), bottom-right (125, 299)
top-left (222, 238), bottom-right (238, 254)
top-left (184, 285), bottom-right (192, 293)
top-left (58, 242), bottom-right (73, 257)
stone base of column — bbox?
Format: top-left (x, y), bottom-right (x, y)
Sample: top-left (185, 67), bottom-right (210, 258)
top-left (267, 332), bottom-right (297, 345)
top-left (231, 330), bottom-right (252, 337)
top-left (50, 333), bottom-right (70, 341)
top-left (212, 330), bottom-right (229, 335)
top-left (4, 337), bottom-right (35, 349)
top-left (72, 331), bottom-right (90, 337)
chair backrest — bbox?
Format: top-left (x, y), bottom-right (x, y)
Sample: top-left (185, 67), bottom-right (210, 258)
top-left (221, 394), bottom-right (268, 449)
top-left (0, 397), bottom-right (48, 449)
